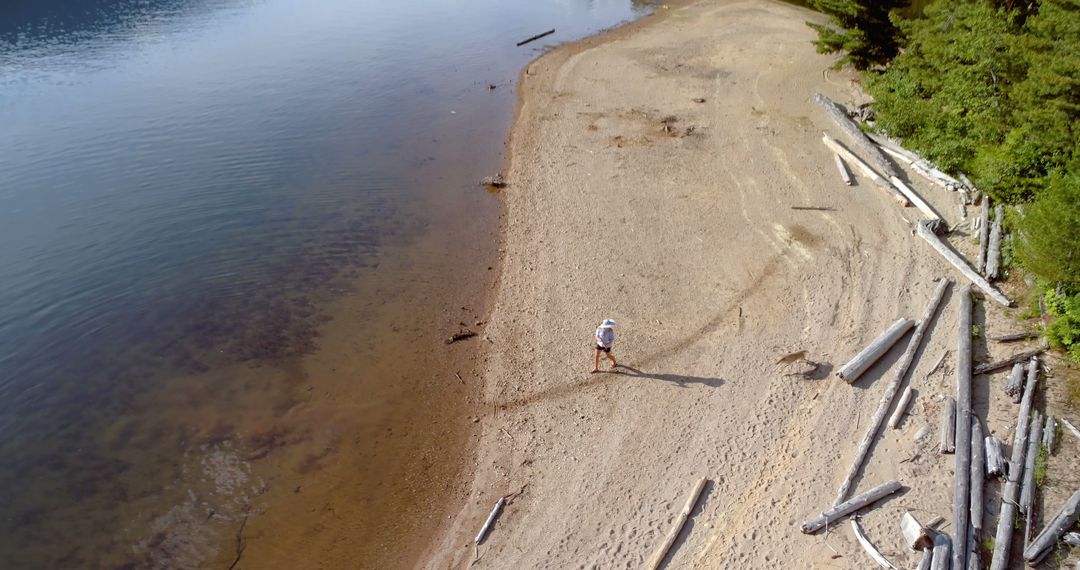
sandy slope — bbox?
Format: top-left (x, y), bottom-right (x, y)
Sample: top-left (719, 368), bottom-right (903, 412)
top-left (423, 1), bottom-right (1041, 568)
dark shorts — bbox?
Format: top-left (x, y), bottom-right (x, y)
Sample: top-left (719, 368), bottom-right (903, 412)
top-left (594, 344), bottom-right (611, 353)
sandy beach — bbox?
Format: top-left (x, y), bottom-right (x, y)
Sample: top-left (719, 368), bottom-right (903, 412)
top-left (422, 1), bottom-right (1079, 569)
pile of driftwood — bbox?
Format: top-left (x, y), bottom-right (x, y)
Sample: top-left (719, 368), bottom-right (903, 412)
top-left (814, 94), bottom-right (1012, 307)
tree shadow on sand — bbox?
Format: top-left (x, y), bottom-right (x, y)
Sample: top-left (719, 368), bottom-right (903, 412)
top-left (611, 365), bottom-right (724, 388)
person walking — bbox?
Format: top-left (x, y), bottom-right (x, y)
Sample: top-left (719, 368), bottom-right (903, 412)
top-left (592, 319), bottom-right (617, 373)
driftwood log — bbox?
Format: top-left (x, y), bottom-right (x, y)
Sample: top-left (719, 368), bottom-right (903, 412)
top-left (833, 282), bottom-right (949, 505)
top-left (985, 436), bottom-right (1006, 479)
top-left (940, 397), bottom-right (957, 454)
top-left (986, 205), bottom-right (1003, 279)
top-left (977, 196), bottom-right (991, 273)
top-left (834, 154), bottom-right (852, 185)
top-left (970, 418), bottom-right (985, 532)
top-left (851, 519), bottom-right (900, 569)
top-left (647, 477), bottom-right (707, 570)
top-left (890, 176), bottom-right (941, 220)
top-left (901, 512), bottom-right (934, 550)
top-left (814, 94), bottom-right (900, 179)
top-left (953, 286), bottom-right (974, 570)
top-left (1019, 410), bottom-right (1043, 518)
top-left (1044, 415), bottom-right (1057, 456)
top-left (1023, 486), bottom-right (1080, 565)
top-left (888, 386), bottom-right (915, 429)
top-left (930, 532), bottom-right (951, 570)
top-left (916, 220), bottom-right (1012, 306)
top-left (515, 29), bottom-right (555, 46)
top-left (801, 479), bottom-right (903, 534)
top-left (989, 356), bottom-right (1039, 570)
top-left (866, 132), bottom-right (918, 163)
top-left (992, 330), bottom-right (1040, 343)
top-left (917, 547), bottom-right (933, 570)
top-left (475, 497), bottom-right (506, 545)
top-left (821, 135), bottom-right (909, 205)
top-left (1060, 418), bottom-right (1080, 442)
top-left (973, 348), bottom-right (1045, 375)
top-left (836, 318), bottom-right (916, 384)
top-left (1005, 362), bottom-right (1025, 403)
top-left (1064, 532), bottom-right (1080, 547)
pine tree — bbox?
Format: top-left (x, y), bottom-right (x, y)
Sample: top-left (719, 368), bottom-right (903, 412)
top-left (807, 0), bottom-right (909, 70)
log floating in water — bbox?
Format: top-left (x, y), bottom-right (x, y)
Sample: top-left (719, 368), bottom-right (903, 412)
top-left (821, 135), bottom-right (910, 205)
top-left (647, 477), bottom-right (707, 570)
top-left (989, 356), bottom-right (1039, 570)
top-left (940, 397), bottom-right (956, 454)
top-left (888, 386), bottom-right (915, 429)
top-left (516, 29), bottom-right (555, 46)
top-left (814, 94), bottom-right (900, 179)
top-left (801, 479), bottom-right (904, 534)
top-left (833, 282), bottom-right (949, 505)
top-left (836, 318), bottom-right (916, 384)
top-left (1004, 362), bottom-right (1025, 403)
top-left (851, 519), bottom-right (900, 569)
top-left (916, 220), bottom-right (1012, 306)
top-left (977, 196), bottom-right (991, 273)
top-left (901, 511), bottom-right (934, 551)
top-left (973, 348), bottom-right (1045, 375)
top-left (1023, 486), bottom-right (1080, 565)
top-left (930, 532), bottom-right (951, 570)
top-left (985, 436), bottom-right (1006, 479)
top-left (953, 286), bottom-right (974, 570)
top-left (834, 154), bottom-right (852, 185)
top-left (986, 205), bottom-right (1003, 280)
top-left (971, 418), bottom-right (985, 532)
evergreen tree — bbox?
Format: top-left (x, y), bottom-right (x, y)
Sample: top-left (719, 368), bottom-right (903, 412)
top-left (806, 0), bottom-right (909, 69)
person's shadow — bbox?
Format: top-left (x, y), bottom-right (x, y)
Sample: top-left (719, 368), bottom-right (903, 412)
top-left (612, 365), bottom-right (724, 388)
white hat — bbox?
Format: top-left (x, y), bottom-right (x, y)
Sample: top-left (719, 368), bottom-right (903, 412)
top-left (600, 319), bottom-right (616, 329)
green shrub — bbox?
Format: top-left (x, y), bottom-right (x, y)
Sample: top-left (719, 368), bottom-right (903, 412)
top-left (805, 0), bottom-right (908, 70)
top-left (1043, 287), bottom-right (1080, 362)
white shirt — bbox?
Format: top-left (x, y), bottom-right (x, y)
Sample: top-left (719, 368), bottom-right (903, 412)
top-left (595, 327), bottom-right (615, 348)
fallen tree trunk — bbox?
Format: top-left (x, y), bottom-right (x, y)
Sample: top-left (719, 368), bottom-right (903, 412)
top-left (851, 519), bottom-right (901, 569)
top-left (1060, 418), bottom-right (1080, 442)
top-left (953, 286), bottom-right (974, 570)
top-left (992, 330), bottom-right (1040, 343)
top-left (1024, 486), bottom-right (1080, 565)
top-left (973, 348), bottom-right (1045, 375)
top-left (977, 196), bottom-right (991, 273)
top-left (833, 282), bottom-right (949, 505)
top-left (940, 397), bottom-right (956, 454)
top-left (1044, 415), bottom-right (1057, 456)
top-left (930, 532), bottom-right (951, 570)
top-left (836, 318), bottom-right (917, 384)
top-left (902, 512), bottom-right (934, 551)
top-left (1019, 410), bottom-right (1043, 518)
top-left (801, 479), bottom-right (904, 534)
top-left (821, 135), bottom-right (910, 205)
top-left (916, 220), bottom-right (1012, 306)
top-left (890, 176), bottom-right (942, 220)
top-left (888, 386), bottom-right (915, 429)
top-left (917, 547), bottom-right (933, 570)
top-left (647, 477), bottom-right (708, 570)
top-left (985, 436), bottom-right (1006, 479)
top-left (986, 205), bottom-right (1003, 280)
top-left (989, 356), bottom-right (1039, 570)
top-left (1005, 362), bottom-right (1025, 403)
top-left (834, 154), bottom-right (852, 185)
top-left (971, 418), bottom-right (985, 532)
top-left (814, 94), bottom-right (900, 179)
top-left (866, 132), bottom-right (919, 163)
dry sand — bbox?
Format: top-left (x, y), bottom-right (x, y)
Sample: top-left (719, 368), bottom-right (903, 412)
top-left (424, 1), bottom-right (1080, 568)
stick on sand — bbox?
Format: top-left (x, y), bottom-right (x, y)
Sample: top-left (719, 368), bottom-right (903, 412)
top-left (648, 477), bottom-right (708, 570)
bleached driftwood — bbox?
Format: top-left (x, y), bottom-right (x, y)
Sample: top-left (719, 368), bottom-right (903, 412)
top-left (973, 349), bottom-right (1044, 375)
top-left (833, 282), bottom-right (949, 505)
top-left (952, 286), bottom-right (974, 570)
top-left (970, 419), bottom-right (985, 532)
top-left (1061, 418), bottom-right (1080, 442)
top-left (888, 386), bottom-right (915, 429)
top-left (916, 220), bottom-right (1012, 307)
top-left (1064, 532), bottom-right (1080, 547)
top-left (814, 94), bottom-right (900, 179)
top-left (821, 135), bottom-right (910, 206)
top-left (834, 154), bottom-right (852, 185)
top-left (1019, 410), bottom-right (1043, 518)
top-left (802, 480), bottom-right (904, 534)
top-left (836, 318), bottom-right (917, 384)
top-left (647, 477), bottom-right (708, 570)
top-left (989, 356), bottom-right (1039, 570)
top-left (976, 196), bottom-right (991, 273)
top-left (930, 532), bottom-right (951, 570)
top-left (901, 512), bottom-right (934, 550)
top-left (475, 497), bottom-right (507, 545)
top-left (1005, 362), bottom-right (1025, 403)
top-left (1023, 486), bottom-right (1080, 565)
top-left (866, 132), bottom-right (919, 163)
top-left (986, 205), bottom-right (1003, 279)
top-left (992, 330), bottom-right (1040, 343)
top-left (917, 548), bottom-right (933, 570)
top-left (985, 436), bottom-right (1006, 479)
top-left (940, 397), bottom-right (957, 454)
top-left (890, 176), bottom-right (941, 220)
top-left (1044, 415), bottom-right (1057, 456)
top-left (851, 519), bottom-right (901, 569)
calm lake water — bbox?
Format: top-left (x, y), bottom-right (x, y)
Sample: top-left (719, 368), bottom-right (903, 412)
top-left (0, 0), bottom-right (657, 567)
